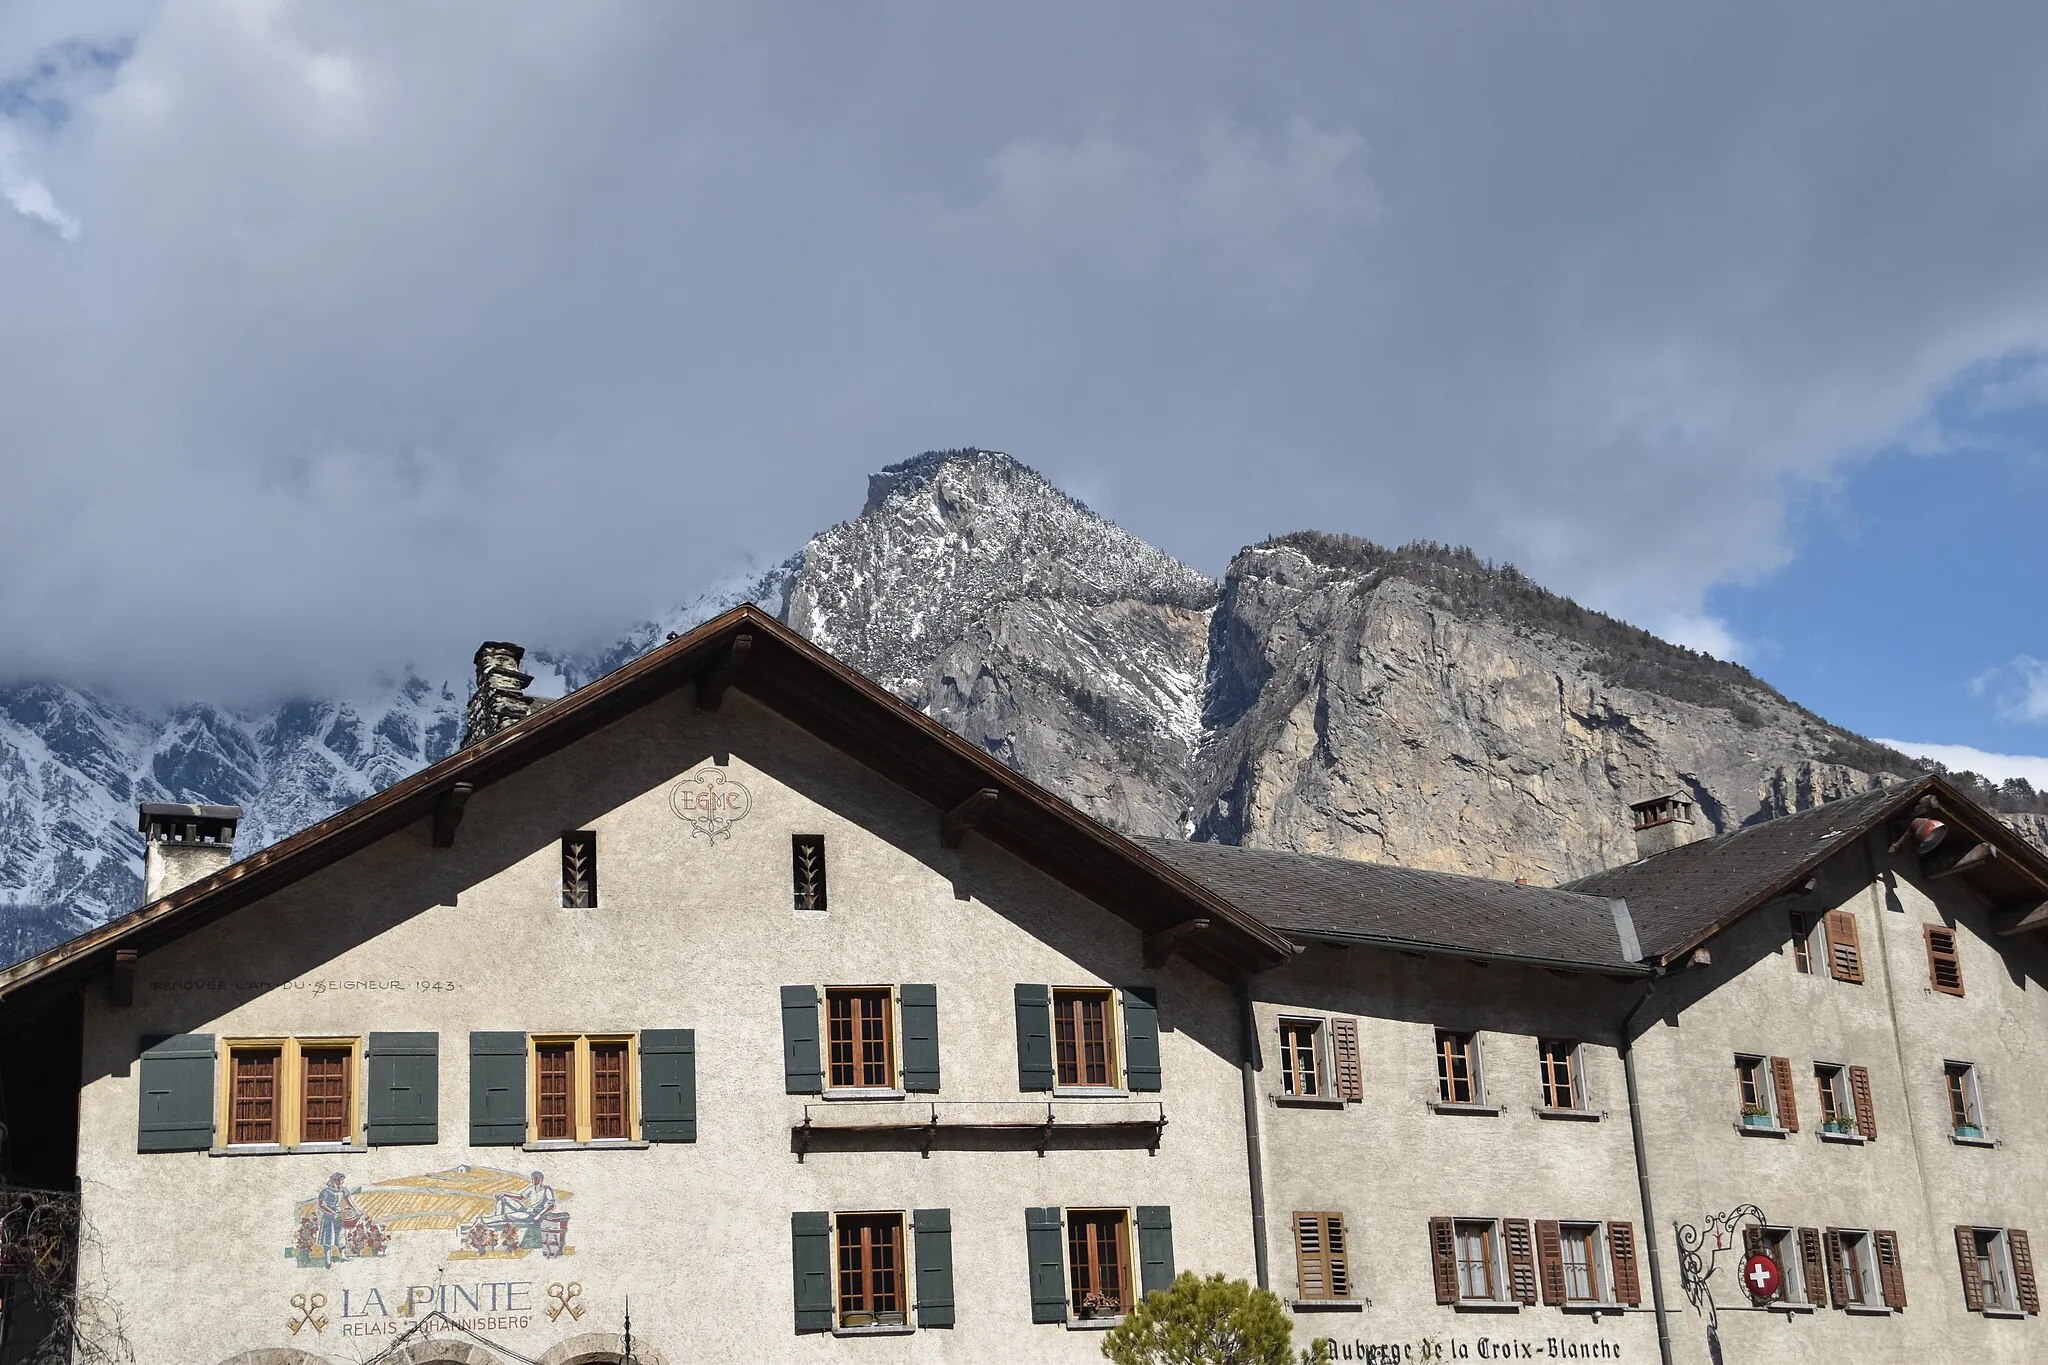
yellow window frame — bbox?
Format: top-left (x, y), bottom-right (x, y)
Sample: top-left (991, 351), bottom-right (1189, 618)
top-left (528, 1033), bottom-right (639, 1143)
top-left (219, 1036), bottom-right (364, 1148)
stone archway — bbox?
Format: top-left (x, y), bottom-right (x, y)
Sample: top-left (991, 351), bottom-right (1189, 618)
top-left (215, 1351), bottom-right (347, 1365)
top-left (540, 1333), bottom-right (669, 1365)
top-left (377, 1342), bottom-right (501, 1365)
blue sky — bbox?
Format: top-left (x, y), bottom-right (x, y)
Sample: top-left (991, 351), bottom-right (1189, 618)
top-left (0, 3), bottom-right (2043, 784)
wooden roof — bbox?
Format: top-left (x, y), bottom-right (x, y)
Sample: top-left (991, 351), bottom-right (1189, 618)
top-left (0, 606), bottom-right (1294, 1014)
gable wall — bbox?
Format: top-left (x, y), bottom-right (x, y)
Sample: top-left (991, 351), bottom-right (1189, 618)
top-left (72, 690), bottom-right (1253, 1364)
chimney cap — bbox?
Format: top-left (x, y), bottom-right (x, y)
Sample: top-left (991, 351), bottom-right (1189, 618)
top-left (138, 802), bottom-right (243, 831)
top-left (474, 640), bottom-right (526, 665)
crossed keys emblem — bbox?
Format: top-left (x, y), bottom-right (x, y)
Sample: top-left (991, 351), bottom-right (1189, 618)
top-left (547, 1282), bottom-right (586, 1323)
top-left (287, 1292), bottom-right (329, 1335)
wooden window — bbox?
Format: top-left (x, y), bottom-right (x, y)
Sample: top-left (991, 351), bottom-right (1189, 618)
top-left (536, 1043), bottom-right (574, 1140)
top-left (300, 1048), bottom-right (352, 1144)
top-left (1279, 1020), bottom-right (1324, 1097)
top-left (1559, 1224), bottom-right (1601, 1302)
top-left (826, 989), bottom-right (896, 1090)
top-left (1975, 1230), bottom-right (2015, 1311)
top-left (1752, 1227), bottom-right (1804, 1302)
top-left (836, 1213), bottom-right (906, 1327)
top-left (590, 1042), bottom-right (629, 1140)
top-left (1053, 989), bottom-right (1117, 1088)
top-left (529, 1034), bottom-right (636, 1142)
top-left (1736, 1055), bottom-right (1777, 1126)
top-left (561, 831), bottom-right (597, 909)
top-left (1454, 1220), bottom-right (1498, 1301)
top-left (1436, 1030), bottom-right (1479, 1105)
top-left (1815, 1064), bottom-right (1852, 1132)
top-left (1823, 909), bottom-right (1863, 983)
top-left (1293, 1212), bottom-right (1351, 1300)
top-left (1833, 1229), bottom-right (1871, 1306)
top-left (1789, 911), bottom-right (1815, 974)
top-left (1067, 1210), bottom-right (1131, 1317)
top-left (792, 835), bottom-right (827, 914)
top-left (1539, 1040), bottom-right (1579, 1110)
top-left (1925, 926), bottom-right (1964, 996)
top-left (230, 1047), bottom-right (281, 1145)
top-left (1947, 1062), bottom-right (1985, 1136)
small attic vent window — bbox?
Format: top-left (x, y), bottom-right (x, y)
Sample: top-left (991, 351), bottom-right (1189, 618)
top-left (1631, 795), bottom-right (1693, 832)
top-left (562, 831), bottom-right (597, 909)
top-left (792, 835), bottom-right (827, 914)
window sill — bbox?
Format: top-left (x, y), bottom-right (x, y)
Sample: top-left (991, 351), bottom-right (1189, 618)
top-left (1843, 1304), bottom-right (1892, 1316)
top-left (1453, 1300), bottom-right (1522, 1313)
top-left (1432, 1102), bottom-right (1500, 1116)
top-left (1274, 1094), bottom-right (1348, 1109)
top-left (522, 1139), bottom-right (650, 1151)
top-left (1065, 1317), bottom-right (1125, 1331)
top-left (209, 1143), bottom-right (366, 1158)
top-left (1817, 1130), bottom-right (1867, 1145)
top-left (1560, 1303), bottom-right (1619, 1315)
top-left (833, 1323), bottom-right (915, 1336)
top-left (1053, 1086), bottom-right (1130, 1100)
top-left (821, 1089), bottom-right (907, 1102)
top-left (1767, 1301), bottom-right (1816, 1315)
top-left (1735, 1122), bottom-right (1789, 1138)
top-left (1534, 1107), bottom-right (1601, 1122)
top-left (1952, 1133), bottom-right (1997, 1148)
top-left (1289, 1299), bottom-right (1364, 1312)
top-left (1982, 1307), bottom-right (2028, 1319)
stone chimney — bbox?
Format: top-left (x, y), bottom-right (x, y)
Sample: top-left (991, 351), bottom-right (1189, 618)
top-left (138, 803), bottom-right (243, 903)
top-left (463, 640), bottom-right (538, 746)
top-left (1630, 790), bottom-right (1700, 859)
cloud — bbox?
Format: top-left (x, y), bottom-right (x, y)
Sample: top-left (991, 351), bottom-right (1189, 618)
top-left (1972, 656), bottom-right (2048, 724)
top-left (1650, 613), bottom-right (1744, 664)
top-left (3, 5), bottom-right (2048, 701)
top-left (1874, 739), bottom-right (2048, 789)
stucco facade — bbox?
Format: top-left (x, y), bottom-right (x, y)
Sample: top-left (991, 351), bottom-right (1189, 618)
top-left (71, 691), bottom-right (1256, 1364)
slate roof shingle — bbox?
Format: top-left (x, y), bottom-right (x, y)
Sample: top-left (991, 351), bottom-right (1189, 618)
top-left (1135, 836), bottom-right (1644, 972)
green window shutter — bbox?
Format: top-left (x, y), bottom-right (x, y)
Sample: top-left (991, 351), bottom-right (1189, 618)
top-left (781, 986), bottom-right (822, 1094)
top-left (1014, 984), bottom-right (1053, 1092)
top-left (1122, 987), bottom-right (1162, 1092)
top-left (468, 1031), bottom-right (528, 1146)
top-left (639, 1029), bottom-right (697, 1142)
top-left (366, 1032), bottom-right (438, 1146)
top-left (900, 984), bottom-right (941, 1093)
top-left (1026, 1206), bottom-right (1068, 1323)
top-left (1136, 1205), bottom-right (1176, 1299)
top-left (914, 1207), bottom-right (956, 1327)
top-left (792, 1211), bottom-right (833, 1333)
top-left (138, 1033), bottom-right (214, 1152)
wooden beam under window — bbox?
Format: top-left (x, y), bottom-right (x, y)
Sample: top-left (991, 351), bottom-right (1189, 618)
top-left (940, 788), bottom-right (1000, 848)
top-left (695, 634), bottom-right (753, 711)
top-left (1144, 918), bottom-right (1211, 967)
top-left (431, 782), bottom-right (473, 849)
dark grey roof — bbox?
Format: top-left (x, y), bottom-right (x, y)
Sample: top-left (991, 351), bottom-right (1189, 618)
top-left (1565, 781), bottom-right (1927, 960)
top-left (1135, 837), bottom-right (1646, 972)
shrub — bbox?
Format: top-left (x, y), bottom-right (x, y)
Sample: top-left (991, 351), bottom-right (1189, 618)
top-left (1100, 1271), bottom-right (1328, 1365)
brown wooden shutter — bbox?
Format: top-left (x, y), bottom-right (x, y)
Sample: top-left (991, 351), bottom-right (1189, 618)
top-left (1770, 1055), bottom-right (1800, 1132)
top-left (1798, 1228), bottom-right (1828, 1306)
top-left (1609, 1222), bottom-right (1642, 1306)
top-left (1535, 1221), bottom-right (1566, 1305)
top-left (1326, 1215), bottom-right (1352, 1299)
top-left (1956, 1226), bottom-right (1986, 1312)
top-left (1294, 1213), bottom-right (1329, 1300)
top-left (1743, 1225), bottom-right (1766, 1258)
top-left (1504, 1219), bottom-right (1538, 1305)
top-left (1331, 1017), bottom-right (1363, 1102)
top-left (1925, 925), bottom-right (1964, 996)
top-left (2011, 1230), bottom-right (2039, 1315)
top-left (1824, 909), bottom-right (1863, 983)
top-left (1875, 1230), bottom-right (1906, 1308)
top-left (1848, 1065), bottom-right (1876, 1141)
top-left (1429, 1218), bottom-right (1459, 1304)
top-left (1824, 1229), bottom-right (1849, 1307)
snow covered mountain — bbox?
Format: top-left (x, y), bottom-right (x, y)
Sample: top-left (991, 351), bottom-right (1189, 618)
top-left (0, 446), bottom-right (2001, 968)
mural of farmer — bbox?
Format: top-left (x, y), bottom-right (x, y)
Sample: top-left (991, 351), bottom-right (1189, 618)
top-left (316, 1173), bottom-right (358, 1265)
top-left (495, 1171), bottom-right (556, 1230)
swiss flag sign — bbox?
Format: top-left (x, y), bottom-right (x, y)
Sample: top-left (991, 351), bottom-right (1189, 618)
top-left (1740, 1251), bottom-right (1782, 1301)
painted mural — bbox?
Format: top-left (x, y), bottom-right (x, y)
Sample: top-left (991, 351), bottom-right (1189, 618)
top-left (288, 1166), bottom-right (574, 1269)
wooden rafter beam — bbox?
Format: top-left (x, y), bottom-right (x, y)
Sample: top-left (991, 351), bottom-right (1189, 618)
top-left (940, 788), bottom-right (1000, 849)
top-left (1144, 918), bottom-right (1212, 967)
top-left (431, 782), bottom-right (473, 849)
top-left (2000, 900), bottom-right (2048, 937)
top-left (109, 948), bottom-right (136, 1007)
top-left (1928, 842), bottom-right (1997, 882)
top-left (695, 634), bottom-right (753, 711)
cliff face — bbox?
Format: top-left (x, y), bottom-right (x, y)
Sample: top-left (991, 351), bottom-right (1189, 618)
top-left (1188, 540), bottom-right (1912, 883)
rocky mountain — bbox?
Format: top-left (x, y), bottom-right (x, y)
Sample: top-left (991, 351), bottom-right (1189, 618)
top-left (0, 447), bottom-right (2014, 966)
